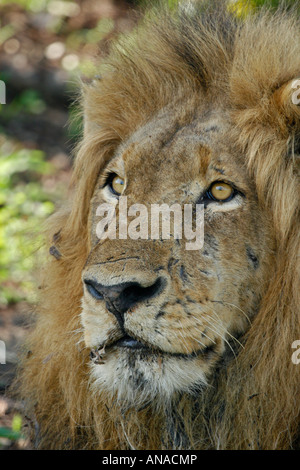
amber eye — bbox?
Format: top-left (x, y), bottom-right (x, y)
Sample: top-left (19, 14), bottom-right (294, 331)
top-left (109, 174), bottom-right (125, 196)
top-left (208, 181), bottom-right (234, 201)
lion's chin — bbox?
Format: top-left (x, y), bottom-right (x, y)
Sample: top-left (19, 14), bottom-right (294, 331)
top-left (89, 347), bottom-right (210, 409)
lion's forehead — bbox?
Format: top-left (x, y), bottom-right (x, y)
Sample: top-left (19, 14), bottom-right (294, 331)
top-left (123, 106), bottom-right (227, 158)
top-left (113, 107), bottom-right (246, 190)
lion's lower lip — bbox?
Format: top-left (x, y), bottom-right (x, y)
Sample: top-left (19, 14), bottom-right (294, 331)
top-left (102, 335), bottom-right (216, 358)
top-left (114, 335), bottom-right (150, 350)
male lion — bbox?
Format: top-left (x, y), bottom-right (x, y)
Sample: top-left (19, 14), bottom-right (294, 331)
top-left (16, 2), bottom-right (300, 450)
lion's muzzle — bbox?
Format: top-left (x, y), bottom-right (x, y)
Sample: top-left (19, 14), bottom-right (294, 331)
top-left (84, 276), bottom-right (166, 329)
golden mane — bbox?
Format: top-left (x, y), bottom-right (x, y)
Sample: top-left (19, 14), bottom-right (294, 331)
top-left (15, 2), bottom-right (300, 449)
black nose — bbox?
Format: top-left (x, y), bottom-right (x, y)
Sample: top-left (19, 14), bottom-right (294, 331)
top-left (84, 278), bottom-right (164, 325)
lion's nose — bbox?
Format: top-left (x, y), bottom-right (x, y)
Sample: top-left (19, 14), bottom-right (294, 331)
top-left (84, 277), bottom-right (165, 325)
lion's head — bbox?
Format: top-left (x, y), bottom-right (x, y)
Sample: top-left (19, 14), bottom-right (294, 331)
top-left (17, 3), bottom-right (300, 450)
top-left (81, 96), bottom-right (275, 407)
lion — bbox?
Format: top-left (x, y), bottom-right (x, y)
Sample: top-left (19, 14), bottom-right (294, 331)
top-left (15, 2), bottom-right (300, 450)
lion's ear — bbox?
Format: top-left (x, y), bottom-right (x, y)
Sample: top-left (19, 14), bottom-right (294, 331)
top-left (274, 78), bottom-right (300, 137)
top-left (272, 78), bottom-right (300, 157)
top-left (274, 78), bottom-right (300, 113)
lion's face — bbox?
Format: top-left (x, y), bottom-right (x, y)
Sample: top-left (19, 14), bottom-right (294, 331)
top-left (81, 100), bottom-right (274, 407)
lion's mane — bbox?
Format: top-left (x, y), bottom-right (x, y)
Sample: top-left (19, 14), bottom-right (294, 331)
top-left (15, 2), bottom-right (300, 449)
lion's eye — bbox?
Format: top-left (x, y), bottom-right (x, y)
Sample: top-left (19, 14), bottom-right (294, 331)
top-left (208, 182), bottom-right (234, 202)
top-left (109, 174), bottom-right (125, 196)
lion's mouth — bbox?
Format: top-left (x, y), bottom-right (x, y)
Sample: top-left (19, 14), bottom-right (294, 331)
top-left (113, 334), bottom-right (149, 350)
top-left (90, 332), bottom-right (217, 364)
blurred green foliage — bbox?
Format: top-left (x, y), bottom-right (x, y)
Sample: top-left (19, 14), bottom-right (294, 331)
top-left (0, 413), bottom-right (24, 448)
top-left (0, 144), bottom-right (55, 304)
top-left (0, 0), bottom-right (51, 13)
top-left (0, 426), bottom-right (23, 442)
top-left (229, 0), bottom-right (299, 17)
top-left (2, 89), bottom-right (46, 119)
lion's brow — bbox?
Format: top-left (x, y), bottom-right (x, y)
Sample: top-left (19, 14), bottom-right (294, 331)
top-left (197, 144), bottom-right (212, 174)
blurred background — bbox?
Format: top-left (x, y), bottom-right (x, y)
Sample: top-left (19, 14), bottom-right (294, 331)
top-left (0, 0), bottom-right (297, 450)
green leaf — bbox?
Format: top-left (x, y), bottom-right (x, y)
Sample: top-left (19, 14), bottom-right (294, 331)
top-left (12, 414), bottom-right (23, 433)
top-left (0, 427), bottom-right (23, 441)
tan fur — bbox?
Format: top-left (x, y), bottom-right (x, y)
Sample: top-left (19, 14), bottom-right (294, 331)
top-left (15, 3), bottom-right (300, 449)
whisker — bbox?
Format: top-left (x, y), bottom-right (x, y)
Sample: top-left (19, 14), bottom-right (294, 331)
top-left (205, 309), bottom-right (245, 350)
top-left (208, 299), bottom-right (252, 325)
top-left (177, 320), bottom-right (193, 354)
top-left (187, 315), bottom-right (217, 345)
top-left (190, 334), bottom-right (212, 350)
top-left (189, 308), bottom-right (242, 359)
top-left (205, 324), bottom-right (238, 360)
top-left (187, 313), bottom-right (238, 358)
top-left (196, 329), bottom-right (217, 345)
